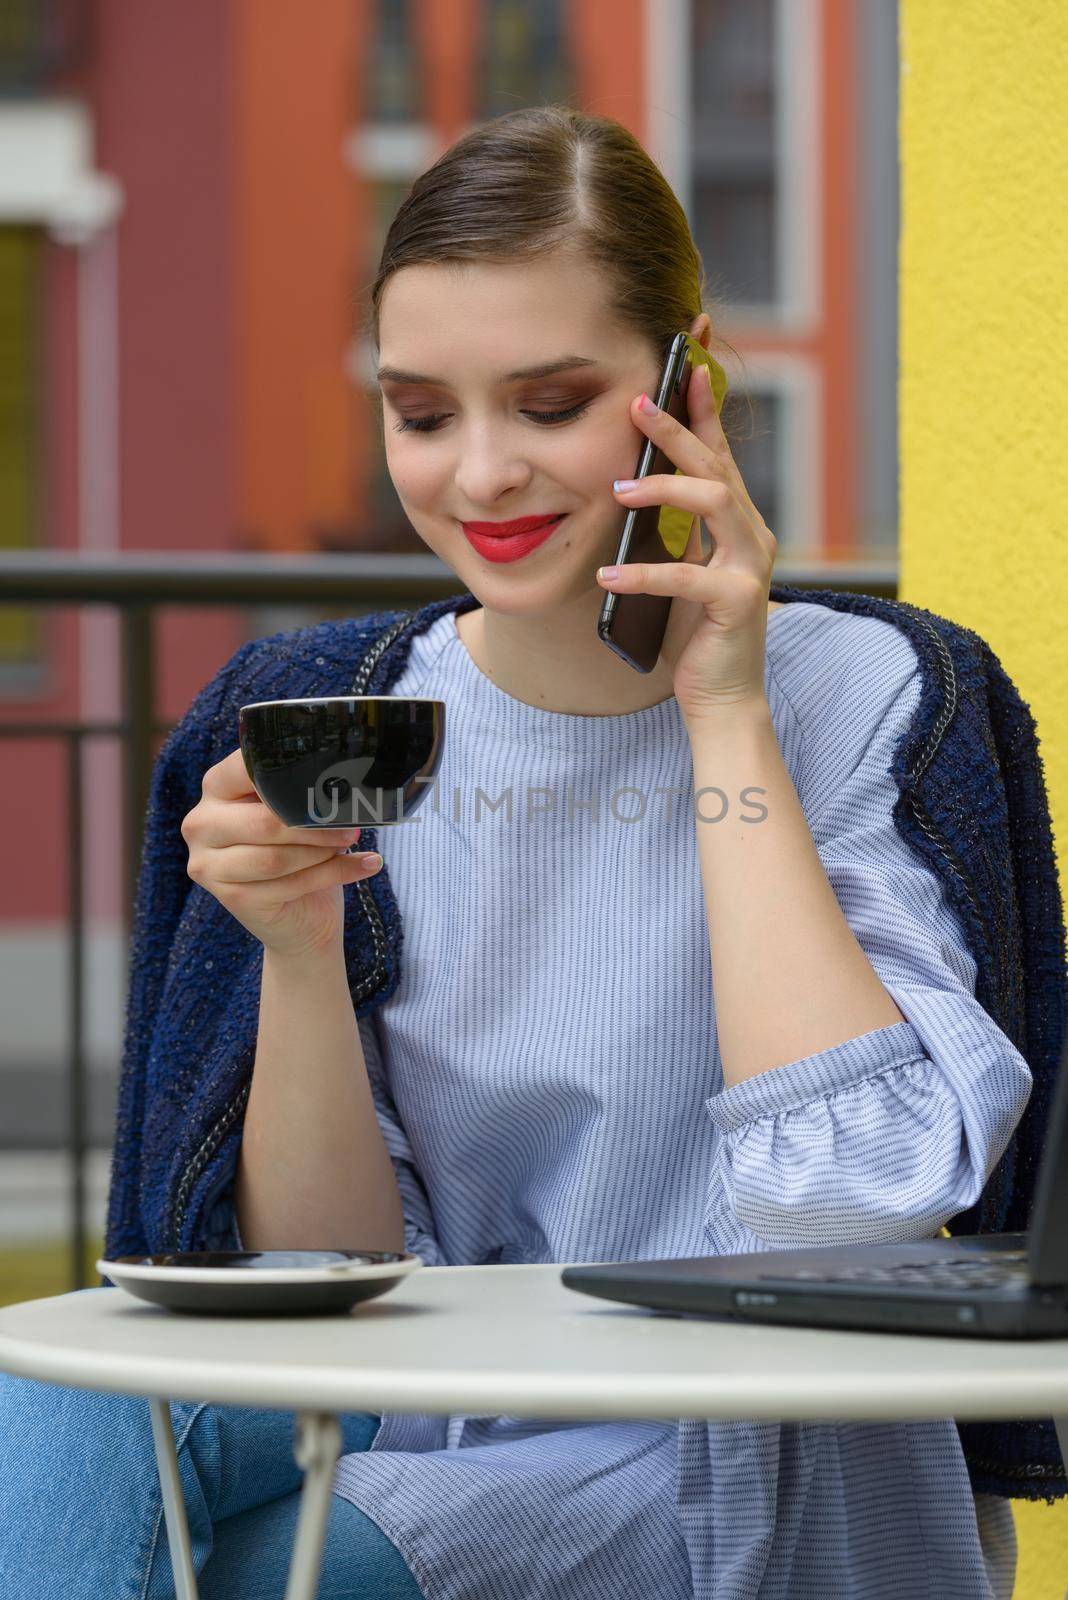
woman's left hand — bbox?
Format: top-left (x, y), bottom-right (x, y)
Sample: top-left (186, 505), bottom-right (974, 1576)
top-left (596, 367), bottom-right (777, 729)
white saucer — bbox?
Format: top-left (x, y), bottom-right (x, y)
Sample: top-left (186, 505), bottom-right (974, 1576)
top-left (96, 1250), bottom-right (422, 1316)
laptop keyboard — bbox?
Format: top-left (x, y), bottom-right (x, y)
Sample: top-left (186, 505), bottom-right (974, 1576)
top-left (765, 1251), bottom-right (1031, 1292)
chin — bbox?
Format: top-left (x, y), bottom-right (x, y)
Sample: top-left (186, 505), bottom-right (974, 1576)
top-left (465, 575), bottom-right (606, 627)
top-left (461, 573), bottom-right (568, 612)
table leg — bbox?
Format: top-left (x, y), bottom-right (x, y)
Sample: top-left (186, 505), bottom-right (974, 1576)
top-left (283, 1411), bottom-right (343, 1600)
top-left (148, 1397), bottom-right (200, 1600)
top-left (148, 1401), bottom-right (343, 1600)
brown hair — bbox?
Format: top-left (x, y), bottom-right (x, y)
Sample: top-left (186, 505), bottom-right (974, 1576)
top-left (361, 104), bottom-right (752, 440)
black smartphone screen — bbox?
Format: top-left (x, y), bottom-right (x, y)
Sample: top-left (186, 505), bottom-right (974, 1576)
top-left (597, 332), bottom-right (727, 675)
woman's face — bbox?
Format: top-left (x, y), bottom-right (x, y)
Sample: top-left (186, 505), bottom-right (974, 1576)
top-left (375, 255), bottom-right (664, 614)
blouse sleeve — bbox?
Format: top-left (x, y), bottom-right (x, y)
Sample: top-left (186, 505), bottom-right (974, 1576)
top-left (701, 656), bottom-right (1033, 1255)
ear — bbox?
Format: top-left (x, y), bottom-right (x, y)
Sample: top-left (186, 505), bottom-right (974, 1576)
top-left (687, 311), bottom-right (713, 353)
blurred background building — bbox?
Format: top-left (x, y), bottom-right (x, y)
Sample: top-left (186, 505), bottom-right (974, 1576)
top-left (0, 0), bottom-right (897, 1204)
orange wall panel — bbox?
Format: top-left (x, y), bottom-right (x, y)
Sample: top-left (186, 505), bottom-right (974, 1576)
top-left (234, 0), bottom-right (358, 551)
top-left (414, 0), bottom-right (479, 140)
top-left (568, 0), bottom-right (646, 137)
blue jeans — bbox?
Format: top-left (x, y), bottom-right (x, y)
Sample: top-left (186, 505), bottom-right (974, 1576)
top-left (0, 1360), bottom-right (423, 1598)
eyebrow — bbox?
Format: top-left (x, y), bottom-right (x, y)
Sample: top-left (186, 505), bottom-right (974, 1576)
top-left (375, 356), bottom-right (601, 387)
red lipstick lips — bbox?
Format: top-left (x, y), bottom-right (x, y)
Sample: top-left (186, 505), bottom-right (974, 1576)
top-left (462, 514), bottom-right (566, 537)
top-left (461, 513), bottom-right (566, 564)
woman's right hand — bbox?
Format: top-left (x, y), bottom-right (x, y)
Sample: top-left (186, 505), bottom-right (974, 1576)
top-left (181, 748), bottom-right (384, 960)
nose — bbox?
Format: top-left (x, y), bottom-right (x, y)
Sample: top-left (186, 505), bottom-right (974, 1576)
top-left (452, 421), bottom-right (533, 509)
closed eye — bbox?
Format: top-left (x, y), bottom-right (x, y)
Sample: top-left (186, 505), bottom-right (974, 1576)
top-left (391, 400), bottom-right (593, 434)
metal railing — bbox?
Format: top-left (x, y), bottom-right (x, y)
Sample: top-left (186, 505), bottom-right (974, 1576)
top-left (0, 549), bottom-right (898, 1288)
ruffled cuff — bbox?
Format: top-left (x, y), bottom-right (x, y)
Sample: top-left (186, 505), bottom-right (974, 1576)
top-left (705, 1020), bottom-right (927, 1130)
top-left (700, 1018), bottom-right (977, 1252)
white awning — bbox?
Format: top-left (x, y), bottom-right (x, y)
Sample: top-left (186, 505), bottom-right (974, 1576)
top-left (0, 98), bottom-right (123, 243)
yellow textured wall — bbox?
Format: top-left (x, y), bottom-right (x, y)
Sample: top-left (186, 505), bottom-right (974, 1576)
top-left (899, 3), bottom-right (1068, 1595)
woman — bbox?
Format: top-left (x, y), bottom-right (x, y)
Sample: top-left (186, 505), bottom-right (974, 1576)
top-left (0, 106), bottom-right (1028, 1599)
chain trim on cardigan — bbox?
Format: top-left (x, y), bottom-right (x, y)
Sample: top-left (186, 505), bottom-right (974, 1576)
top-left (966, 1453), bottom-right (1066, 1490)
top-left (887, 608), bottom-right (990, 945)
top-left (890, 602), bottom-right (1014, 1222)
top-left (350, 612), bottom-right (415, 695)
top-left (168, 1081), bottom-right (251, 1251)
top-left (167, 609), bottom-right (421, 1251)
top-left (893, 601), bottom-right (960, 782)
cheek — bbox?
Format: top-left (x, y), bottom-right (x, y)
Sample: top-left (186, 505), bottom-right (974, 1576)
top-left (578, 429), bottom-right (641, 504)
top-left (553, 421), bottom-right (634, 492)
top-left (384, 440), bottom-right (448, 509)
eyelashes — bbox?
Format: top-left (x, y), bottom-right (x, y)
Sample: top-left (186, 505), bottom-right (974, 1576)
top-left (391, 400), bottom-right (593, 435)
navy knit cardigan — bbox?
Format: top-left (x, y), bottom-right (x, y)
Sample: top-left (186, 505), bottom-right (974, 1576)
top-left (102, 583), bottom-right (1067, 1503)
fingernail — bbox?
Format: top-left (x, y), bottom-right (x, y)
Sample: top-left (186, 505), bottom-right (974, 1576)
top-left (598, 566), bottom-right (621, 581)
top-left (637, 393), bottom-right (659, 416)
top-left (362, 852), bottom-right (383, 871)
top-left (613, 479), bottom-right (638, 493)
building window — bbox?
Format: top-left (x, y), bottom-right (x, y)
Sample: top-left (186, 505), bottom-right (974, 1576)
top-left (729, 386), bottom-right (780, 542)
top-left (476, 0), bottom-right (575, 118)
top-left (0, 0), bottom-right (91, 92)
top-left (690, 0), bottom-right (777, 308)
top-left (728, 358), bottom-right (822, 553)
top-left (365, 0), bottom-right (421, 123)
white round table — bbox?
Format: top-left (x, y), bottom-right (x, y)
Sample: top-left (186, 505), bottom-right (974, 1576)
top-left (2, 1263), bottom-right (1066, 1599)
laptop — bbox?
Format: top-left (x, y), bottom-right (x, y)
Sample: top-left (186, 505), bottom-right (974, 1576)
top-left (561, 1030), bottom-right (1068, 1338)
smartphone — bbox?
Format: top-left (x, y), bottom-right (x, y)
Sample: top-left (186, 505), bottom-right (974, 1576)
top-left (597, 331), bottom-right (728, 674)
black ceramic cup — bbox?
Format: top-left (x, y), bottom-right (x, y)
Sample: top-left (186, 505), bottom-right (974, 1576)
top-left (238, 696), bottom-right (445, 828)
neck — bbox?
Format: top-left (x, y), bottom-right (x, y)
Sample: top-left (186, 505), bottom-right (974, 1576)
top-left (455, 592), bottom-right (779, 716)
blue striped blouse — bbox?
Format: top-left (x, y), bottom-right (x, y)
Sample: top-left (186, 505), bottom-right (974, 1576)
top-left (321, 600), bottom-right (1028, 1599)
